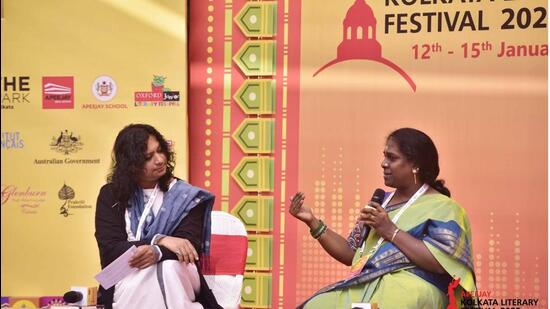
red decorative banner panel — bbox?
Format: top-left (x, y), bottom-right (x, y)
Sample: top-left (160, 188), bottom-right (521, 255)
top-left (190, 0), bottom-right (547, 308)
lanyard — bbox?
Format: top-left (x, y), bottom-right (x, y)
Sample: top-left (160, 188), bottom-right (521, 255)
top-left (359, 183), bottom-right (429, 253)
top-left (125, 184), bottom-right (160, 241)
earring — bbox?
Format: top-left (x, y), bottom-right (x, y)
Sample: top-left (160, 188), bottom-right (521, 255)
top-left (412, 168), bottom-right (419, 184)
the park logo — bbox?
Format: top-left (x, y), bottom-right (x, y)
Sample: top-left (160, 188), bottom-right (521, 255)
top-left (42, 76), bottom-right (74, 109)
top-left (1, 76), bottom-right (31, 110)
top-left (313, 0), bottom-right (416, 92)
top-left (134, 75), bottom-right (180, 107)
top-left (50, 129), bottom-right (83, 155)
top-left (58, 183), bottom-right (92, 217)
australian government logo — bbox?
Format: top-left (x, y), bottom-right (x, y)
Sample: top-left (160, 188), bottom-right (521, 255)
top-left (1, 131), bottom-right (24, 149)
top-left (2, 76), bottom-right (31, 110)
top-left (134, 75), bottom-right (180, 107)
top-left (83, 75), bottom-right (127, 109)
top-left (1, 184), bottom-right (47, 214)
top-left (33, 130), bottom-right (100, 165)
top-left (58, 183), bottom-right (92, 217)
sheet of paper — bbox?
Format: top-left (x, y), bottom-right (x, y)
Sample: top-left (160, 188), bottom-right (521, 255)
top-left (95, 245), bottom-right (138, 289)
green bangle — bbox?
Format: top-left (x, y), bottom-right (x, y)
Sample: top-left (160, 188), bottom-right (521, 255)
top-left (313, 223), bottom-right (328, 239)
top-left (310, 220), bottom-right (327, 239)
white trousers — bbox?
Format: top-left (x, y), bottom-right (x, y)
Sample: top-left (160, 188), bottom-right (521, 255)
top-left (114, 260), bottom-right (202, 309)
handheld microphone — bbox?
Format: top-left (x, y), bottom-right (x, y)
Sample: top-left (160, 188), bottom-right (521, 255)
top-left (61, 286), bottom-right (97, 306)
top-left (63, 291), bottom-right (83, 304)
top-left (359, 188), bottom-right (385, 248)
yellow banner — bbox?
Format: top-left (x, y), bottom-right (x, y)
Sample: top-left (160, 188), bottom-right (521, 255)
top-left (1, 0), bottom-right (188, 296)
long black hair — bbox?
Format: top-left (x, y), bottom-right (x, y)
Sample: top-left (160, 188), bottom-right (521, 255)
top-left (107, 124), bottom-right (175, 207)
top-left (388, 128), bottom-right (451, 197)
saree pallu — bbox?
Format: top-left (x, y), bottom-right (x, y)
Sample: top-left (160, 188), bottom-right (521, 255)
top-left (301, 193), bottom-right (476, 309)
top-left (115, 180), bottom-right (215, 309)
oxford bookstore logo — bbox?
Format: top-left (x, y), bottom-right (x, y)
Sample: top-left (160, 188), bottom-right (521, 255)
top-left (134, 75), bottom-right (180, 107)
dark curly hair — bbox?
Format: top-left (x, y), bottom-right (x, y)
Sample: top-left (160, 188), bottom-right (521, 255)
top-left (107, 124), bottom-right (175, 207)
top-left (388, 128), bottom-right (451, 197)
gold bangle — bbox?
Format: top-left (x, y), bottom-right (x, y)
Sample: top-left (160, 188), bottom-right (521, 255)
top-left (390, 228), bottom-right (400, 243)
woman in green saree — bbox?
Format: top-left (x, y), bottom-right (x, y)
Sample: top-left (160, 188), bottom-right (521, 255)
top-left (290, 128), bottom-right (475, 308)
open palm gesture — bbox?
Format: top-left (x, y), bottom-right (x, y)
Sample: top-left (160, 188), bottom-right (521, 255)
top-left (289, 192), bottom-right (314, 224)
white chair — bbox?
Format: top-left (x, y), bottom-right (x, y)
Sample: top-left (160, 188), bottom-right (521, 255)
top-left (203, 211), bottom-right (248, 309)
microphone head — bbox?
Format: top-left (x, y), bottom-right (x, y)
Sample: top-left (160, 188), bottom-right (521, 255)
top-left (63, 291), bottom-right (83, 303)
top-left (371, 188), bottom-right (386, 204)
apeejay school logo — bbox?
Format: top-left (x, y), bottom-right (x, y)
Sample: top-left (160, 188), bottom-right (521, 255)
top-left (33, 130), bottom-right (101, 165)
top-left (42, 76), bottom-right (74, 109)
top-left (1, 131), bottom-right (24, 149)
top-left (1, 76), bottom-right (31, 110)
top-left (134, 75), bottom-right (180, 107)
top-left (82, 75), bottom-right (127, 109)
top-left (92, 75), bottom-right (117, 102)
top-left (58, 183), bottom-right (92, 217)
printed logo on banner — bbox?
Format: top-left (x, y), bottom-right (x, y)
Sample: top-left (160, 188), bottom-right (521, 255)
top-left (1, 76), bottom-right (31, 110)
top-left (1, 131), bottom-right (25, 149)
top-left (92, 75), bottom-right (117, 102)
top-left (1, 184), bottom-right (47, 214)
top-left (34, 130), bottom-right (101, 165)
top-left (134, 75), bottom-right (180, 107)
top-left (58, 183), bottom-right (92, 217)
top-left (42, 76), bottom-right (74, 109)
top-left (50, 130), bottom-right (83, 155)
top-left (455, 282), bottom-right (541, 308)
top-left (313, 0), bottom-right (416, 92)
top-left (82, 75), bottom-right (127, 109)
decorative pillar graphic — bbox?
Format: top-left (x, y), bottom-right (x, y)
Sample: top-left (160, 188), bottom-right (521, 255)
top-left (313, 0), bottom-right (416, 92)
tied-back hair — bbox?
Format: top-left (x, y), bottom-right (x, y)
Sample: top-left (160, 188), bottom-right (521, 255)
top-left (107, 124), bottom-right (175, 207)
top-left (388, 128), bottom-right (451, 197)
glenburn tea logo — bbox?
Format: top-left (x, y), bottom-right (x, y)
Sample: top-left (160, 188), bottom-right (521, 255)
top-left (50, 130), bottom-right (82, 155)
